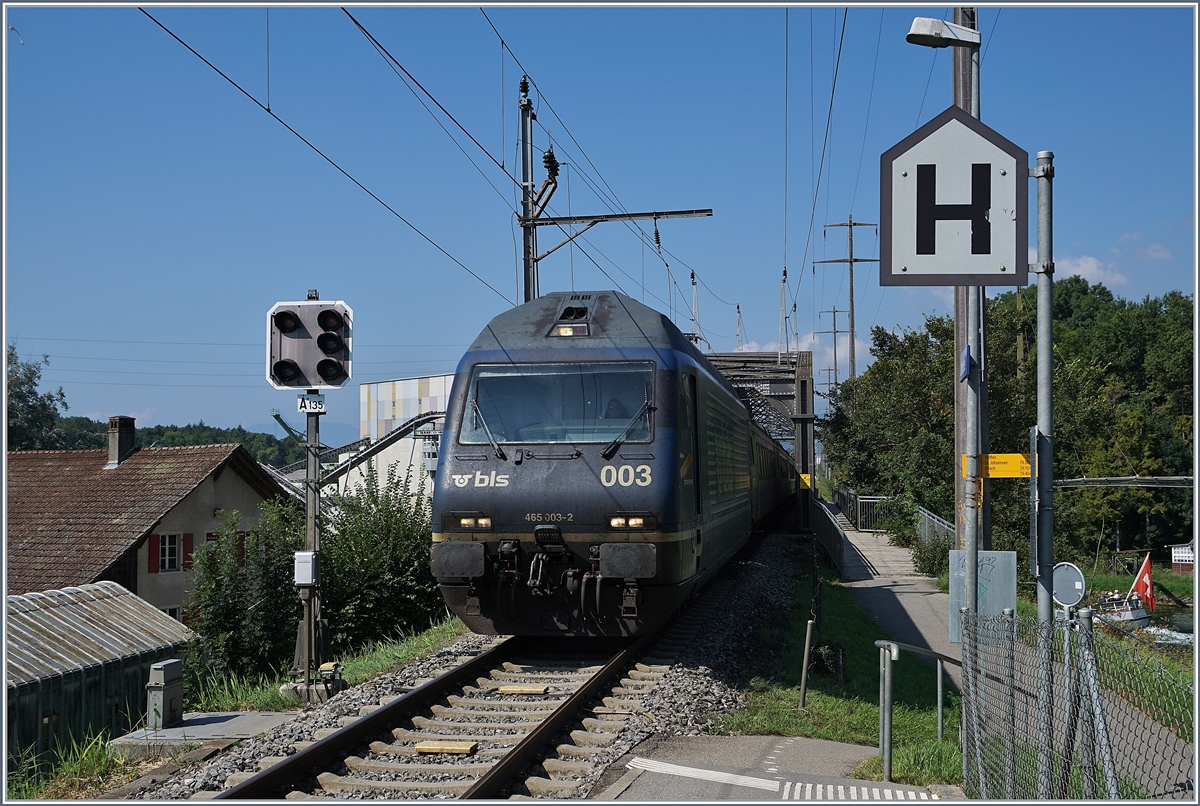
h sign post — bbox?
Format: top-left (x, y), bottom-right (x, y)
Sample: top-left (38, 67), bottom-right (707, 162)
top-left (880, 105), bottom-right (1028, 286)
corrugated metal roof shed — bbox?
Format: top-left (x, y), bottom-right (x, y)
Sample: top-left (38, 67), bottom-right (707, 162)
top-left (6, 582), bottom-right (194, 761)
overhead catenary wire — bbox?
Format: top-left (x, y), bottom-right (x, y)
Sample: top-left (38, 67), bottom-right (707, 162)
top-left (139, 8), bottom-right (513, 306)
top-left (790, 7), bottom-right (848, 309)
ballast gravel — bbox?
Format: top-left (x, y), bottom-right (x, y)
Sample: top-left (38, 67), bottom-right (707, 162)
top-left (133, 532), bottom-right (803, 800)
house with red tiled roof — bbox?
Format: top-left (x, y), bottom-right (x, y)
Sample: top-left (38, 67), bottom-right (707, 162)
top-left (6, 416), bottom-right (288, 619)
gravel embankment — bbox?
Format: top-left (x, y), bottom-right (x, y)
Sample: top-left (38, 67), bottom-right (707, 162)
top-left (135, 532), bottom-right (804, 799)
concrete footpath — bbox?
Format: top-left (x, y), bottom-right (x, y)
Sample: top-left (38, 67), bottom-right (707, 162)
top-left (832, 501), bottom-right (962, 690)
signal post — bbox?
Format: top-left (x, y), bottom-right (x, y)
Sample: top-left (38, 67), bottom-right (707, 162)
top-left (267, 289), bottom-right (352, 702)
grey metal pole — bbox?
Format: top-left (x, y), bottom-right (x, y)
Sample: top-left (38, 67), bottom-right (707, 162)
top-left (519, 76), bottom-right (536, 302)
top-left (304, 398), bottom-right (320, 701)
top-left (798, 619), bottom-right (815, 708)
top-left (882, 644), bottom-right (894, 783)
top-left (1003, 607), bottom-right (1015, 798)
top-left (1033, 150), bottom-right (1056, 798)
top-left (936, 658), bottom-right (944, 743)
top-left (1034, 151), bottom-right (1056, 624)
top-left (848, 218), bottom-right (856, 382)
top-left (1077, 608), bottom-right (1120, 798)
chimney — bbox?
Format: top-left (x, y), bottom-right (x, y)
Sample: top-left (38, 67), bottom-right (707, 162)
top-left (105, 416), bottom-right (136, 469)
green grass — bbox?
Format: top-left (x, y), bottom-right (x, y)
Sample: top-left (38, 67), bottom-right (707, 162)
top-left (718, 554), bottom-right (962, 786)
top-left (850, 741), bottom-right (962, 786)
top-left (185, 614), bottom-right (470, 712)
top-left (6, 732), bottom-right (151, 800)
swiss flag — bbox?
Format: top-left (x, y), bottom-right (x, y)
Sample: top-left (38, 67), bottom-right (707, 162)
top-left (1131, 553), bottom-right (1155, 613)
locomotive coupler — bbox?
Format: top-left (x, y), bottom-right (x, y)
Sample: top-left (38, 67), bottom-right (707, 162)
top-left (621, 583), bottom-right (640, 618)
top-left (564, 568), bottom-right (581, 595)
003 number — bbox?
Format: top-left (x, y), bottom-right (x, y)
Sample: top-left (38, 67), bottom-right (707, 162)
top-left (600, 464), bottom-right (652, 488)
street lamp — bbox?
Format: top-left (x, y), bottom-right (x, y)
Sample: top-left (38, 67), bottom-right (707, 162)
top-left (906, 9), bottom-right (984, 616)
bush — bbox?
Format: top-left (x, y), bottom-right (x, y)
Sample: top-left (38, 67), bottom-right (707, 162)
top-left (321, 461), bottom-right (444, 653)
top-left (183, 500), bottom-right (303, 695)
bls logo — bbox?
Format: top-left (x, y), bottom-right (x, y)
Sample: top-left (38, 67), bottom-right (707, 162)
top-left (451, 471), bottom-right (511, 488)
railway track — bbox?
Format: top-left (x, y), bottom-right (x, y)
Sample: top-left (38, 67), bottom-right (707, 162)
top-left (213, 580), bottom-right (733, 800)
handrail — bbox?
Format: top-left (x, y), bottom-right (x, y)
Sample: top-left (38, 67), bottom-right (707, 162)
top-left (874, 639), bottom-right (960, 783)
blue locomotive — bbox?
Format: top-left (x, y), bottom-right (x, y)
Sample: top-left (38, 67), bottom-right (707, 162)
top-left (430, 291), bottom-right (796, 636)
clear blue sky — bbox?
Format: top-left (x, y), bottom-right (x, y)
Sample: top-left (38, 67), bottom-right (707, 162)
top-left (4, 4), bottom-right (1195, 446)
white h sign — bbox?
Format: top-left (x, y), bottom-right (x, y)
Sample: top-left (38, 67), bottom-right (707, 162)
top-left (880, 106), bottom-right (1028, 286)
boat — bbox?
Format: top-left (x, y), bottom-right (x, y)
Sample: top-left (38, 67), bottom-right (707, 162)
top-left (1093, 552), bottom-right (1156, 628)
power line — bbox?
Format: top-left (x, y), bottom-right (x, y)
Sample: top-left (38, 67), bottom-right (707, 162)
top-left (791, 7), bottom-right (848, 308)
top-left (342, 8), bottom-right (515, 189)
top-left (139, 7), bottom-right (513, 306)
top-left (849, 8), bottom-right (885, 213)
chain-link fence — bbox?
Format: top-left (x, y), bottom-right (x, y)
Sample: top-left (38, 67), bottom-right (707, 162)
top-left (960, 609), bottom-right (1194, 800)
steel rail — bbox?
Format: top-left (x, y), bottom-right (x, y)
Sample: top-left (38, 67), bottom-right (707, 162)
top-left (462, 635), bottom-right (648, 799)
top-left (214, 636), bottom-right (522, 800)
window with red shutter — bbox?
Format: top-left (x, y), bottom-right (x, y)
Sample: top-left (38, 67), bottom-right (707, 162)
top-left (182, 534), bottom-right (194, 570)
top-left (148, 535), bottom-right (160, 574)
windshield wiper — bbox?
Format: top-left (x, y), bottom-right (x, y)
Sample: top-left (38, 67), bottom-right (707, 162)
top-left (472, 399), bottom-right (507, 461)
top-left (601, 399), bottom-right (655, 460)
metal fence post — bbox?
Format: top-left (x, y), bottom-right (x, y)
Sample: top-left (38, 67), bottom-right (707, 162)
top-left (936, 657), bottom-right (944, 743)
top-left (1036, 615), bottom-right (1055, 797)
top-left (1078, 609), bottom-right (1120, 798)
top-left (1003, 608), bottom-right (1016, 798)
top-left (878, 645), bottom-right (886, 750)
top-left (882, 642), bottom-right (895, 783)
top-left (799, 619), bottom-right (815, 708)
top-left (964, 608), bottom-right (988, 799)
top-left (1056, 610), bottom-right (1080, 799)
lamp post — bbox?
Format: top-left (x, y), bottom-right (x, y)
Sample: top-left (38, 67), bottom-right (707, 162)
top-left (906, 10), bottom-right (985, 615)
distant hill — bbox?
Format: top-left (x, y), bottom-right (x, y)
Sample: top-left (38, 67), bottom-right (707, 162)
top-left (57, 417), bottom-right (306, 468)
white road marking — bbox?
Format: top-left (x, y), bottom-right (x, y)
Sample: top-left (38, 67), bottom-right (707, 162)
top-left (873, 788), bottom-right (882, 799)
top-left (625, 757), bottom-right (779, 792)
top-left (783, 782), bottom-right (792, 799)
top-left (850, 785), bottom-right (858, 799)
top-left (884, 788), bottom-right (893, 799)
top-left (838, 785), bottom-right (846, 799)
top-left (805, 783), bottom-right (813, 799)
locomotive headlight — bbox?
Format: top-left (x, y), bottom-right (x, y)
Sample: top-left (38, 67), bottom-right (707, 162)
top-left (446, 513), bottom-right (493, 531)
top-left (608, 513), bottom-right (658, 530)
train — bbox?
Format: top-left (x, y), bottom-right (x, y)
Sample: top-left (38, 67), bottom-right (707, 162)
top-left (430, 290), bottom-right (796, 637)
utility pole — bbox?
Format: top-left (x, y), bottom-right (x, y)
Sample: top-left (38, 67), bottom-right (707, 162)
top-left (519, 77), bottom-right (537, 302)
top-left (516, 77), bottom-right (711, 304)
top-left (814, 216), bottom-right (878, 383)
top-left (817, 306), bottom-right (844, 389)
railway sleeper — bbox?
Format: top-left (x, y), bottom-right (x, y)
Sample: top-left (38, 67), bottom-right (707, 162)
top-left (541, 757), bottom-right (595, 778)
top-left (316, 771), bottom-right (475, 796)
top-left (554, 742), bottom-right (608, 759)
top-left (488, 669), bottom-right (596, 681)
top-left (430, 703), bottom-right (558, 719)
top-left (581, 716), bottom-right (628, 732)
top-left (393, 727), bottom-right (527, 745)
top-left (503, 661), bottom-right (605, 674)
top-left (369, 740), bottom-right (510, 759)
top-left (472, 678), bottom-right (585, 693)
top-left (343, 755), bottom-right (497, 776)
top-left (446, 694), bottom-right (567, 710)
top-left (625, 669), bottom-right (664, 681)
top-left (523, 775), bottom-right (584, 798)
top-left (411, 715), bottom-right (544, 732)
top-left (569, 728), bottom-right (619, 747)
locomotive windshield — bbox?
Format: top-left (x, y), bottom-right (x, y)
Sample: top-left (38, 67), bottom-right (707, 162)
top-left (460, 362), bottom-right (654, 444)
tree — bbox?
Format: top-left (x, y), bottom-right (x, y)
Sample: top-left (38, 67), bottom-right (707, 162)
top-left (6, 344), bottom-right (68, 450)
top-left (820, 281), bottom-right (1193, 573)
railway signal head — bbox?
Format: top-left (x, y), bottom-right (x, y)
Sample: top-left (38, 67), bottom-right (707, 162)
top-left (266, 300), bottom-right (353, 389)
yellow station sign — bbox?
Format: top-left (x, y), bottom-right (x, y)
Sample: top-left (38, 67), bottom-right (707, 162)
top-left (799, 473), bottom-right (812, 489)
top-left (962, 453), bottom-right (1033, 479)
